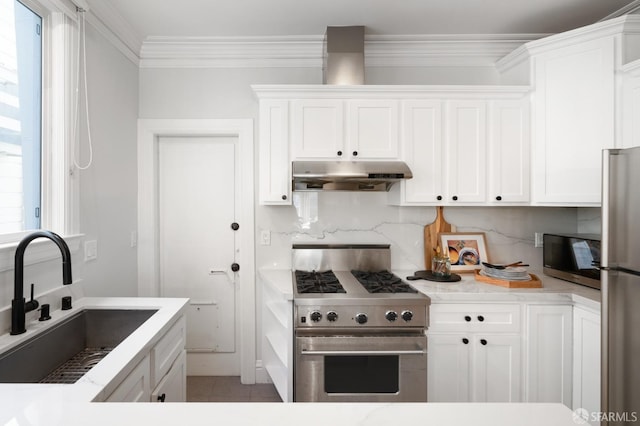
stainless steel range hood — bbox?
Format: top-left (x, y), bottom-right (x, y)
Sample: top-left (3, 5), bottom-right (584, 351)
top-left (292, 160), bottom-right (413, 192)
top-left (323, 26), bottom-right (365, 85)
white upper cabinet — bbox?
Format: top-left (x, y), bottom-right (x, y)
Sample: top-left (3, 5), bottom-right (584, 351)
top-left (347, 100), bottom-right (399, 159)
top-left (498, 15), bottom-right (640, 206)
top-left (391, 90), bottom-right (530, 206)
top-left (445, 100), bottom-right (487, 204)
top-left (253, 86), bottom-right (529, 206)
top-left (292, 99), bottom-right (399, 160)
top-left (621, 61), bottom-right (640, 149)
top-left (258, 100), bottom-right (292, 205)
top-left (531, 37), bottom-right (614, 206)
top-left (399, 100), bottom-right (444, 204)
top-left (291, 99), bottom-right (344, 159)
top-left (487, 99), bottom-right (531, 204)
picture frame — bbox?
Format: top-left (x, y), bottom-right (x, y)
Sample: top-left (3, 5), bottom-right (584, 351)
top-left (438, 232), bottom-right (489, 273)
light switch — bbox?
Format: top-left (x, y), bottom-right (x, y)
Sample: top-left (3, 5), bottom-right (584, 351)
top-left (260, 230), bottom-right (271, 246)
top-left (84, 240), bottom-right (98, 261)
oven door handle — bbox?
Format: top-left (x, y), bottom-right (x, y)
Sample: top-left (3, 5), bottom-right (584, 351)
top-left (301, 349), bottom-right (426, 356)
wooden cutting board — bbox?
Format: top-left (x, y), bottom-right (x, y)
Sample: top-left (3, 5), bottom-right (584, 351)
top-left (474, 269), bottom-right (543, 288)
top-left (423, 206), bottom-right (456, 269)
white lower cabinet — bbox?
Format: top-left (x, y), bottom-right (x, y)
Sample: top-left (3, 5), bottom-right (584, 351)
top-left (525, 305), bottom-right (573, 405)
top-left (261, 277), bottom-right (294, 402)
top-left (572, 307), bottom-right (601, 423)
top-left (106, 355), bottom-right (151, 402)
top-left (427, 303), bottom-right (522, 402)
top-left (427, 334), bottom-right (471, 402)
top-left (152, 350), bottom-right (187, 403)
top-left (428, 301), bottom-right (597, 406)
top-left (106, 315), bottom-right (187, 402)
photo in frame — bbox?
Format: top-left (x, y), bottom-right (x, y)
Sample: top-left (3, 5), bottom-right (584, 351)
top-left (439, 232), bottom-right (489, 273)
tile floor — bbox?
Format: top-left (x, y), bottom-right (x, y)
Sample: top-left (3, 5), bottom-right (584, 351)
top-left (187, 376), bottom-right (282, 402)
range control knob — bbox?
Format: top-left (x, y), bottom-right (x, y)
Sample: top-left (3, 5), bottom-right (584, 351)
top-left (310, 311), bottom-right (322, 322)
top-left (401, 310), bottom-right (414, 322)
top-left (355, 313), bottom-right (368, 325)
top-left (385, 311), bottom-right (398, 322)
top-left (326, 311), bottom-right (338, 322)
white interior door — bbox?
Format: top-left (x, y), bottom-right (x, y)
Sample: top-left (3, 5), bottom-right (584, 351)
top-left (158, 136), bottom-right (239, 373)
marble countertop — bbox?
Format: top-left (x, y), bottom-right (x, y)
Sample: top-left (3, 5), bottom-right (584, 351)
top-left (0, 297), bottom-right (189, 411)
top-left (259, 267), bottom-right (601, 311)
top-left (3, 400), bottom-right (578, 426)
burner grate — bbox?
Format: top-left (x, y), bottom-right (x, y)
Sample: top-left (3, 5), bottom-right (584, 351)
top-left (351, 270), bottom-right (418, 294)
top-left (39, 347), bottom-right (112, 384)
top-left (295, 270), bottom-right (346, 294)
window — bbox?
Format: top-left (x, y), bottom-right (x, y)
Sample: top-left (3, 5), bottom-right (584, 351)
top-left (0, 0), bottom-right (42, 234)
top-left (0, 0), bottom-right (79, 247)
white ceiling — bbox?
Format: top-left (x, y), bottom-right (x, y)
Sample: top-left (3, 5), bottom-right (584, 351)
top-left (103, 0), bottom-right (638, 39)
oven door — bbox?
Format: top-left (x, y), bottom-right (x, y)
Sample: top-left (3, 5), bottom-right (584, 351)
top-left (295, 333), bottom-right (427, 402)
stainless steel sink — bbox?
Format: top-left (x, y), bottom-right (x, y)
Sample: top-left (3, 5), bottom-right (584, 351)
top-left (0, 309), bottom-right (157, 384)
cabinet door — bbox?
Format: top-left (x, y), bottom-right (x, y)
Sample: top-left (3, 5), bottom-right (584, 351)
top-left (152, 350), bottom-right (187, 402)
top-left (573, 307), bottom-right (601, 417)
top-left (525, 305), bottom-right (572, 405)
top-left (473, 333), bottom-right (522, 402)
top-left (106, 355), bottom-right (151, 402)
top-left (396, 100), bottom-right (444, 204)
top-left (532, 37), bottom-right (614, 205)
top-left (621, 67), bottom-right (640, 149)
top-left (445, 100), bottom-right (487, 204)
top-left (259, 100), bottom-right (291, 205)
top-left (427, 333), bottom-right (471, 402)
top-left (347, 100), bottom-right (399, 159)
top-left (292, 99), bottom-right (344, 159)
top-left (488, 99), bottom-right (530, 204)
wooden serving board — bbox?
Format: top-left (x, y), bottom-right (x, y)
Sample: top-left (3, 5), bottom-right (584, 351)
top-left (474, 269), bottom-right (543, 288)
top-left (423, 206), bottom-right (456, 270)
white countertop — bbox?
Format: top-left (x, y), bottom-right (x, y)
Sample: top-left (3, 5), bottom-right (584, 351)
top-left (259, 267), bottom-right (601, 311)
top-left (3, 400), bottom-right (579, 426)
top-left (0, 296), bottom-right (189, 414)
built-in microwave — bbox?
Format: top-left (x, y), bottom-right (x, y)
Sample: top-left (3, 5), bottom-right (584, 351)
top-left (543, 233), bottom-right (601, 289)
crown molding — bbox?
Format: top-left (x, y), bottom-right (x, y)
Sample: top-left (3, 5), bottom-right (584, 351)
top-left (622, 58), bottom-right (640, 74)
top-left (251, 84), bottom-right (531, 100)
top-left (599, 0), bottom-right (640, 21)
top-left (497, 15), bottom-right (640, 74)
top-left (83, 0), bottom-right (142, 65)
top-left (138, 34), bottom-right (540, 69)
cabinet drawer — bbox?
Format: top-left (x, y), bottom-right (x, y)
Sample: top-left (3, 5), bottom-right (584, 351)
top-left (428, 304), bottom-right (521, 333)
top-left (151, 315), bottom-right (186, 388)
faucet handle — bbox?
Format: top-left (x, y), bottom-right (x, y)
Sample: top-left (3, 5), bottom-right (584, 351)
top-left (25, 283), bottom-right (39, 312)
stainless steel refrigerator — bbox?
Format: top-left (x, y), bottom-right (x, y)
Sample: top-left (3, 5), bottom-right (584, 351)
top-left (602, 146), bottom-right (640, 425)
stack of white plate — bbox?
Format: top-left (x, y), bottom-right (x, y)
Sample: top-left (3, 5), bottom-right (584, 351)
top-left (480, 265), bottom-right (531, 281)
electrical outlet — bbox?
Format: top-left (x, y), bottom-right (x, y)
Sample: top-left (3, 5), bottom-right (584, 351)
top-left (261, 230), bottom-right (271, 246)
top-left (84, 240), bottom-right (98, 261)
top-left (534, 232), bottom-right (544, 248)
top-left (130, 231), bottom-right (138, 248)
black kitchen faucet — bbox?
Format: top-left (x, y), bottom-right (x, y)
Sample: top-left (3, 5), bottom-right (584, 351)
top-left (11, 231), bottom-right (72, 335)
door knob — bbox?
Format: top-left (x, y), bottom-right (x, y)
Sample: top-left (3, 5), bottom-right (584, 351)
top-left (231, 263), bottom-right (240, 272)
top-left (231, 222), bottom-right (239, 230)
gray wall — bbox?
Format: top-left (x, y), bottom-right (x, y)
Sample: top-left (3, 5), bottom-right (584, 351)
top-left (78, 25), bottom-right (139, 297)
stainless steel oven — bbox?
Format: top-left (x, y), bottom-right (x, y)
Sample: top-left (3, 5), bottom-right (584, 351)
top-left (295, 331), bottom-right (427, 402)
top-left (291, 244), bottom-right (430, 402)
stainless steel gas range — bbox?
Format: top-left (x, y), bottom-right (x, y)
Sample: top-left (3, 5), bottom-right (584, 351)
top-left (292, 244), bottom-right (430, 402)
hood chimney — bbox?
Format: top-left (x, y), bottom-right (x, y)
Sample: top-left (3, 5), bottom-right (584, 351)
top-left (323, 26), bottom-right (365, 85)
